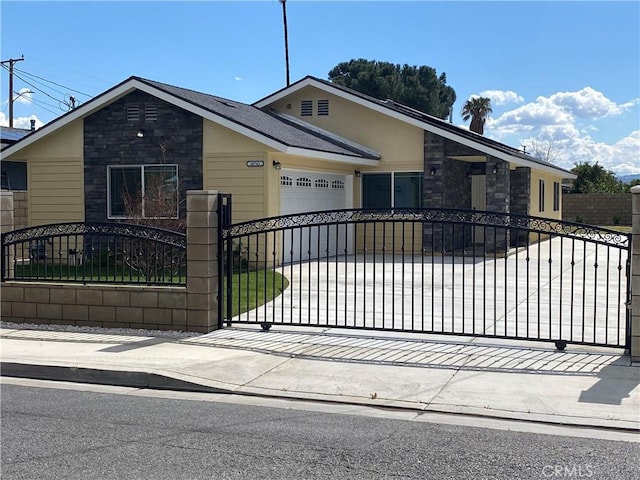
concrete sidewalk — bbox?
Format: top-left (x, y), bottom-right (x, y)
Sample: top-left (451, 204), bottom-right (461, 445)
top-left (1, 325), bottom-right (638, 432)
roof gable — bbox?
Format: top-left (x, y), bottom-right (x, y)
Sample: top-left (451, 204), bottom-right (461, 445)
top-left (2, 76), bottom-right (379, 165)
top-left (254, 76), bottom-right (576, 178)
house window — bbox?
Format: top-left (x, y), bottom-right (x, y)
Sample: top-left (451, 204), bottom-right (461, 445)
top-left (108, 164), bottom-right (178, 219)
top-left (317, 99), bottom-right (329, 116)
top-left (145, 105), bottom-right (158, 121)
top-left (362, 172), bottom-right (423, 209)
top-left (301, 100), bottom-right (313, 117)
top-left (539, 179), bottom-right (545, 212)
top-left (126, 106), bottom-right (140, 121)
top-left (553, 181), bottom-right (560, 211)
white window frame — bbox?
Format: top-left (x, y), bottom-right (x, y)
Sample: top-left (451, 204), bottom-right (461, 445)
top-left (107, 164), bottom-right (179, 219)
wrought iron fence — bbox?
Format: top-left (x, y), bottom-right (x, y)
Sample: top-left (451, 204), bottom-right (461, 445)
top-left (221, 207), bottom-right (631, 349)
top-left (1, 222), bottom-right (186, 285)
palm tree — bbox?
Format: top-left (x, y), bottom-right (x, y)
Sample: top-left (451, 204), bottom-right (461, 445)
top-left (461, 97), bottom-right (492, 135)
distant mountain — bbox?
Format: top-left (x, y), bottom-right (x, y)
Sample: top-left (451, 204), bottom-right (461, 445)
top-left (618, 174), bottom-right (640, 183)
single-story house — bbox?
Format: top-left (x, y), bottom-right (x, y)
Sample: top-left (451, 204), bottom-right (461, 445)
top-left (0, 75), bottom-right (575, 260)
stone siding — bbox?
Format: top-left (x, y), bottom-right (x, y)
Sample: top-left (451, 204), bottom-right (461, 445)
top-left (84, 90), bottom-right (203, 222)
top-left (510, 167), bottom-right (531, 246)
top-left (562, 193), bottom-right (632, 226)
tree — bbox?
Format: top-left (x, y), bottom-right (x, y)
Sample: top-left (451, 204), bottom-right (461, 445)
top-left (328, 59), bottom-right (456, 119)
top-left (570, 162), bottom-right (627, 193)
top-left (461, 96), bottom-right (492, 135)
top-left (523, 130), bottom-right (563, 164)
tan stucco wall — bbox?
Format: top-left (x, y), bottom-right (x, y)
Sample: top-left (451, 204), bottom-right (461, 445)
top-left (269, 87), bottom-right (424, 172)
top-left (203, 120), bottom-right (271, 223)
top-left (530, 169), bottom-right (564, 220)
top-left (4, 121), bottom-right (84, 226)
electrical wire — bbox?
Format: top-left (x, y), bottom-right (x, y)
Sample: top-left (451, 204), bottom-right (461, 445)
top-left (1, 61), bottom-right (100, 120)
top-left (12, 66), bottom-right (91, 98)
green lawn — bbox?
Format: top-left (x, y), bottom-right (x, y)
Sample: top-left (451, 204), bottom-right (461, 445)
top-left (224, 269), bottom-right (289, 317)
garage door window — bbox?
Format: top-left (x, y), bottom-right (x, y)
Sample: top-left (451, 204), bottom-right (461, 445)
top-left (362, 172), bottom-right (423, 209)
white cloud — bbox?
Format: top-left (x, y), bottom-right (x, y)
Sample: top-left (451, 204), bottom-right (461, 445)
top-left (14, 88), bottom-right (33, 105)
top-left (478, 89), bottom-right (524, 106)
top-left (481, 86), bottom-right (639, 175)
top-left (549, 87), bottom-right (637, 118)
top-left (0, 113), bottom-right (44, 129)
top-left (234, 76), bottom-right (243, 81)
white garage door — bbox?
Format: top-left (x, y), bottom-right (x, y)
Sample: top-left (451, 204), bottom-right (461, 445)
top-left (280, 170), bottom-right (351, 262)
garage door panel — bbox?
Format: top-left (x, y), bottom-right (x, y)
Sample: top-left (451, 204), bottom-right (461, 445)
top-left (280, 170), bottom-right (351, 263)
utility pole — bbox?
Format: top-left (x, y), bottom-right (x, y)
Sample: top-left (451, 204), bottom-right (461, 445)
top-left (1, 55), bottom-right (25, 128)
top-left (280, 0), bottom-right (290, 86)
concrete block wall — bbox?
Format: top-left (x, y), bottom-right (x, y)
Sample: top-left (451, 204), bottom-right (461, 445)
top-left (562, 193), bottom-right (632, 226)
top-left (1, 190), bottom-right (221, 334)
top-left (12, 191), bottom-right (28, 230)
top-left (1, 283), bottom-right (187, 331)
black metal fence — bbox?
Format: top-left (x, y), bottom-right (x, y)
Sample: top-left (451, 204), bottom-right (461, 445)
top-left (1, 222), bottom-right (186, 285)
top-left (221, 207), bottom-right (631, 349)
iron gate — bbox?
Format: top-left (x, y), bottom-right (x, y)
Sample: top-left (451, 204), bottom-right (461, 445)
top-left (220, 201), bottom-right (631, 350)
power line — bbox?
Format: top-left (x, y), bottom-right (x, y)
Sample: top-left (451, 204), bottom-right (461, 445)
top-left (13, 66), bottom-right (91, 98)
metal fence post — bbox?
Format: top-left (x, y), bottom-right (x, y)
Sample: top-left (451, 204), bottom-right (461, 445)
top-left (630, 185), bottom-right (640, 362)
top-left (186, 190), bottom-right (220, 333)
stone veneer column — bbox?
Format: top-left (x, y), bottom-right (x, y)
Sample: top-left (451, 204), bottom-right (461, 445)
top-left (630, 185), bottom-right (640, 361)
top-left (423, 131), bottom-right (446, 252)
top-left (1, 191), bottom-right (15, 278)
top-left (186, 190), bottom-right (220, 333)
top-left (485, 156), bottom-right (510, 252)
top-left (509, 167), bottom-right (531, 247)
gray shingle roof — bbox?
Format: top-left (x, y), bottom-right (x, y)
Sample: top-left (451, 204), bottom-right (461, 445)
top-left (135, 77), bottom-right (380, 160)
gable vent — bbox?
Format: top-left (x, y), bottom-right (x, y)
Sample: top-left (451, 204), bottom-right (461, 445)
top-left (126, 105), bottom-right (140, 121)
top-left (301, 100), bottom-right (312, 117)
top-left (145, 105), bottom-right (158, 121)
top-left (317, 99), bottom-right (329, 116)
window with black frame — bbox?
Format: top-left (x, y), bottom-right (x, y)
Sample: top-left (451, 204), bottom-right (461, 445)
top-left (362, 172), bottom-right (423, 209)
top-left (108, 164), bottom-right (178, 219)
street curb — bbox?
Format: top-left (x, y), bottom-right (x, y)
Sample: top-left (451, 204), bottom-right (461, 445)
top-left (3, 362), bottom-right (639, 434)
top-left (1, 362), bottom-right (231, 394)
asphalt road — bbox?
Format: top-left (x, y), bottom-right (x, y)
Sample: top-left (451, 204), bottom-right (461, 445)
top-left (1, 379), bottom-right (638, 480)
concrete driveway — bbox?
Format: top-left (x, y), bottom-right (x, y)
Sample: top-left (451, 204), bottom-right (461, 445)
top-left (231, 237), bottom-right (629, 348)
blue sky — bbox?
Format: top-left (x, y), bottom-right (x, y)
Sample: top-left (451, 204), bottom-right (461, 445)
top-left (1, 1), bottom-right (639, 175)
